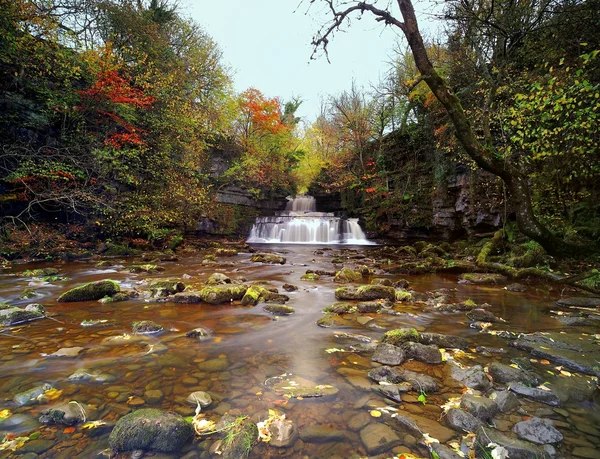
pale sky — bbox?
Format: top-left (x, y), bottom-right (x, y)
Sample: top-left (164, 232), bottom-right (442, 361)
top-left (185, 0), bottom-right (442, 121)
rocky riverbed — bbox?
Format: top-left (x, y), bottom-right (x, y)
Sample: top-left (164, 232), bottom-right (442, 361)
top-left (0, 242), bottom-right (598, 458)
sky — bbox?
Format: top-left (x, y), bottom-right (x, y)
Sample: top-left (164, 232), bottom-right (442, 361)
top-left (186, 1), bottom-right (443, 122)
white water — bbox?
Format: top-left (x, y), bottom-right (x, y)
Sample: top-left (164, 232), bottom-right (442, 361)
top-left (247, 195), bottom-right (374, 244)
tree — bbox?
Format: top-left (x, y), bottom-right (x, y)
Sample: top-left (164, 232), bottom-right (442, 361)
top-left (310, 0), bottom-right (593, 255)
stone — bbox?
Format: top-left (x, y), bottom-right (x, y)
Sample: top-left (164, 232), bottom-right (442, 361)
top-left (251, 253), bottom-right (286, 264)
top-left (197, 358), bottom-right (228, 372)
top-left (13, 384), bottom-right (52, 406)
top-left (460, 394), bottom-right (499, 421)
top-left (39, 401), bottom-right (89, 425)
top-left (199, 285), bottom-right (247, 304)
top-left (367, 366), bottom-right (438, 393)
top-left (57, 280), bottom-right (120, 302)
top-left (263, 304), bottom-right (295, 315)
top-left (378, 384), bottom-right (403, 403)
top-left (491, 390), bottom-right (520, 412)
top-left (488, 362), bottom-right (539, 386)
top-left (186, 391), bottom-right (212, 407)
top-left (459, 273), bottom-right (507, 284)
top-left (476, 426), bottom-right (546, 459)
top-left (556, 297), bottom-right (600, 308)
top-left (0, 413), bottom-right (39, 434)
top-left (509, 383), bottom-right (561, 406)
top-left (348, 412), bottom-right (371, 431)
top-left (334, 285), bottom-right (396, 302)
top-left (449, 363), bottom-right (491, 391)
top-left (402, 342), bottom-right (442, 364)
top-left (185, 327), bottom-right (211, 340)
top-left (466, 308), bottom-right (503, 322)
top-left (282, 284), bottom-right (298, 292)
top-left (372, 343), bottom-right (405, 365)
top-left (206, 273), bottom-right (231, 285)
top-left (149, 280), bottom-right (185, 297)
top-left (393, 412), bottom-right (456, 443)
top-left (18, 439), bottom-right (54, 454)
top-left (572, 447), bottom-right (600, 458)
top-left (144, 390), bottom-right (164, 404)
top-left (513, 417), bottom-right (563, 444)
top-left (299, 425), bottom-right (346, 442)
top-left (333, 267), bottom-right (363, 283)
top-left (171, 292), bottom-right (203, 303)
top-left (359, 423), bottom-right (400, 455)
top-left (445, 408), bottom-right (485, 433)
top-left (420, 332), bottom-right (469, 350)
top-left (431, 443), bottom-right (464, 459)
top-left (269, 417), bottom-right (299, 448)
top-left (108, 409), bottom-right (193, 453)
top-left (0, 305), bottom-right (45, 326)
top-left (132, 320), bottom-right (163, 334)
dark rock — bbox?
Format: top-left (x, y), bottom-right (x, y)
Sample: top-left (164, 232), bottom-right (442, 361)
top-left (371, 278), bottom-right (393, 286)
top-left (372, 343), bottom-right (405, 365)
top-left (513, 417), bottom-right (563, 444)
top-left (393, 412), bottom-right (456, 442)
top-left (449, 364), bottom-right (492, 391)
top-left (149, 280), bottom-right (185, 297)
top-left (108, 409), bottom-right (193, 453)
top-left (359, 423), bottom-right (400, 455)
top-left (58, 280), bottom-right (120, 302)
top-left (445, 408), bottom-right (485, 433)
top-left (506, 283), bottom-right (527, 292)
top-left (323, 302), bottom-right (356, 314)
top-left (420, 332), bottom-right (469, 350)
top-left (460, 394), bottom-right (499, 421)
top-left (0, 305), bottom-right (45, 326)
top-left (477, 426), bottom-right (547, 458)
top-left (356, 301), bottom-right (385, 313)
top-left (251, 254), bottom-right (286, 264)
top-left (552, 375), bottom-right (597, 402)
top-left (555, 316), bottom-right (598, 327)
top-left (132, 320), bottom-right (163, 334)
top-left (431, 443), bottom-right (464, 459)
top-left (466, 308), bottom-right (504, 322)
top-left (39, 402), bottom-right (89, 425)
top-left (509, 383), bottom-right (561, 406)
top-left (171, 292), bottom-right (203, 303)
top-left (489, 362), bottom-right (539, 386)
top-left (556, 297), bottom-right (600, 308)
top-left (492, 390), bottom-right (520, 412)
top-left (402, 342), bottom-right (442, 364)
top-left (282, 284), bottom-right (298, 292)
top-left (377, 384), bottom-right (403, 403)
top-left (334, 285), bottom-right (396, 301)
top-left (185, 327), bottom-right (211, 340)
top-left (367, 366), bottom-right (438, 393)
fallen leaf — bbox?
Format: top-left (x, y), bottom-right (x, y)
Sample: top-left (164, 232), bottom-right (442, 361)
top-left (540, 359), bottom-right (551, 365)
top-left (63, 427), bottom-right (75, 434)
top-left (370, 410), bottom-right (382, 418)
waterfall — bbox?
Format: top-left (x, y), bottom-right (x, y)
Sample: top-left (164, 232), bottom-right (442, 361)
top-left (247, 195), bottom-right (374, 244)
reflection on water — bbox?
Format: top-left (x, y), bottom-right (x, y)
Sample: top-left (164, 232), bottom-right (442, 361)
top-left (0, 244), bottom-right (597, 458)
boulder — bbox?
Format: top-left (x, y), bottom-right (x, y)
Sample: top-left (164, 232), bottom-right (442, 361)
top-left (171, 291), bottom-right (203, 303)
top-left (372, 343), bottom-right (405, 366)
top-left (359, 423), bottom-right (400, 455)
top-left (402, 342), bottom-right (442, 364)
top-left (199, 285), bottom-right (247, 304)
top-left (132, 321), bottom-right (163, 334)
top-left (420, 332), bottom-right (469, 350)
top-left (334, 285), bottom-right (396, 301)
top-left (0, 304), bottom-right (45, 326)
top-left (488, 362), bottom-right (539, 386)
top-left (39, 402), bottom-right (89, 426)
top-left (58, 280), bottom-right (120, 302)
top-left (251, 254), bottom-right (286, 264)
top-left (459, 273), bottom-right (507, 284)
top-left (269, 417), bottom-right (299, 448)
top-left (149, 280), bottom-right (185, 297)
top-left (466, 308), bottom-right (504, 323)
top-left (185, 391), bottom-right (212, 408)
top-left (476, 426), bottom-right (547, 459)
top-left (509, 383), bottom-right (561, 406)
top-left (206, 273), bottom-right (231, 285)
top-left (333, 267), bottom-right (363, 283)
top-left (449, 363), bottom-right (492, 391)
top-left (460, 394), bottom-right (499, 421)
top-left (445, 408), bottom-right (485, 432)
top-left (556, 297), bottom-right (600, 308)
top-left (108, 409), bottom-right (193, 453)
top-left (368, 366), bottom-right (438, 393)
top-left (491, 390), bottom-right (520, 412)
top-left (380, 328), bottom-right (420, 346)
top-left (263, 305), bottom-right (295, 315)
top-left (513, 417), bottom-right (563, 444)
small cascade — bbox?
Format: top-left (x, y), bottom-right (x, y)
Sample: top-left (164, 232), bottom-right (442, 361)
top-left (247, 195), bottom-right (373, 244)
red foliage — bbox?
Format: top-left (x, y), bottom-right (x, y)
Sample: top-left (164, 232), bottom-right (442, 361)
top-left (240, 88), bottom-right (287, 135)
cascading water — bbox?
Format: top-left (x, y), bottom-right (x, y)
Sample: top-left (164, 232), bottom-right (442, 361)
top-left (247, 195), bottom-right (374, 244)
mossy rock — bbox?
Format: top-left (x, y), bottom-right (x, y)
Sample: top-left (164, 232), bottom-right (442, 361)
top-left (334, 285), bottom-right (396, 302)
top-left (171, 292), bottom-right (203, 303)
top-left (263, 305), bottom-right (295, 315)
top-left (123, 264), bottom-right (165, 274)
top-left (149, 280), bottom-right (185, 297)
top-left (396, 246), bottom-right (417, 257)
top-left (206, 273), bottom-right (232, 285)
top-left (199, 285), bottom-right (247, 304)
top-left (241, 285), bottom-right (269, 306)
top-left (323, 302), bottom-right (357, 314)
top-left (459, 273), bottom-right (507, 285)
top-left (99, 292), bottom-right (130, 304)
top-left (412, 241), bottom-right (428, 253)
top-left (316, 313), bottom-right (335, 328)
top-left (381, 328), bottom-right (420, 346)
top-left (216, 416), bottom-right (258, 459)
top-left (58, 280), bottom-right (120, 302)
top-left (203, 254), bottom-right (217, 261)
top-left (251, 254), bottom-right (286, 264)
top-left (41, 275), bottom-right (69, 282)
top-left (108, 408), bottom-right (193, 453)
top-left (167, 236), bottom-right (184, 250)
top-left (19, 289), bottom-right (40, 300)
top-left (301, 273), bottom-right (320, 281)
top-left (0, 305), bottom-right (45, 326)
top-left (371, 278), bottom-right (393, 286)
top-left (395, 290), bottom-right (413, 302)
top-left (20, 268), bottom-right (59, 278)
top-left (420, 244), bottom-right (447, 257)
top-left (333, 267), bottom-right (362, 283)
top-left (132, 320), bottom-right (163, 334)
top-left (215, 248), bottom-right (238, 257)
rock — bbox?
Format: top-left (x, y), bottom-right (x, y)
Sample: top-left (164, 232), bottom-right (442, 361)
top-left (449, 363), bottom-right (491, 391)
top-left (393, 412), bottom-right (456, 442)
top-left (555, 316), bottom-right (598, 326)
top-left (333, 267), bottom-right (363, 283)
top-left (513, 417), bottom-right (563, 444)
top-left (372, 343), bottom-right (405, 365)
top-left (359, 423), bottom-right (400, 455)
top-left (466, 308), bottom-right (504, 322)
top-left (0, 413), bottom-right (39, 434)
top-left (282, 284), bottom-right (298, 292)
top-left (368, 366), bottom-right (438, 393)
top-left (378, 384), bottom-right (403, 402)
top-left (19, 268), bottom-right (59, 277)
top-left (371, 278), bottom-right (393, 286)
top-left (68, 368), bottom-right (116, 383)
top-left (431, 443), bottom-right (464, 459)
top-left (186, 391), bottom-right (212, 407)
top-left (199, 285), bottom-right (247, 304)
top-left (171, 292), bottom-right (203, 303)
top-left (301, 273), bottom-right (320, 281)
top-left (206, 273), bottom-right (231, 285)
top-left (459, 273), bottom-right (507, 284)
top-left (123, 264), bottom-right (165, 274)
top-left (489, 362), bottom-right (539, 386)
top-left (251, 254), bottom-right (286, 264)
top-left (402, 342), bottom-right (442, 364)
top-left (476, 426), bottom-right (546, 459)
top-left (197, 357), bottom-right (228, 372)
top-left (420, 332), bottom-right (469, 350)
top-left (334, 285), bottom-right (396, 301)
top-left (552, 374), bottom-right (597, 402)
top-left (263, 304), bottom-right (295, 315)
top-left (460, 394), bottom-right (499, 421)
top-left (556, 297), bottom-right (600, 308)
top-left (491, 390), bottom-right (520, 412)
top-left (58, 280), bottom-right (120, 302)
top-left (324, 302), bottom-right (356, 314)
top-left (185, 327), bottom-right (211, 340)
top-left (445, 408), bottom-right (485, 433)
top-left (509, 383), bottom-right (561, 406)
top-left (149, 280), bottom-right (185, 297)
top-left (357, 301), bottom-right (387, 312)
top-left (108, 409), bottom-right (193, 453)
top-left (39, 401), bottom-right (89, 425)
top-left (269, 417), bottom-right (299, 448)
top-left (334, 331), bottom-right (372, 343)
top-left (511, 332), bottom-right (600, 377)
top-left (13, 384), bottom-right (52, 406)
top-left (215, 248), bottom-right (238, 257)
top-left (132, 320), bottom-right (163, 334)
top-left (506, 283), bottom-right (527, 292)
top-left (270, 376), bottom-right (339, 399)
top-left (572, 447), bottom-right (600, 458)
top-left (216, 415), bottom-right (258, 459)
top-left (18, 439), bottom-right (54, 454)
top-left (299, 425), bottom-right (346, 442)
top-left (380, 328), bottom-right (420, 346)
top-left (395, 289), bottom-right (413, 301)
top-left (0, 305), bottom-right (45, 326)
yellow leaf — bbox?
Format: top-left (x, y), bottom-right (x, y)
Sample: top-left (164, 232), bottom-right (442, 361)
top-left (560, 370), bottom-right (572, 377)
top-left (0, 410), bottom-right (11, 421)
top-left (370, 410), bottom-right (382, 418)
top-left (44, 388), bottom-right (63, 400)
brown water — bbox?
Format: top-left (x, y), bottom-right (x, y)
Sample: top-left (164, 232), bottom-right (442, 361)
top-left (0, 244), bottom-right (598, 458)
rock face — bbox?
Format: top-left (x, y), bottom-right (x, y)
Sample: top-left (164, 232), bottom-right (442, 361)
top-left (513, 417), bottom-right (563, 444)
top-left (58, 280), bottom-right (120, 302)
top-left (334, 285), bottom-right (396, 301)
top-left (108, 409), bottom-right (193, 453)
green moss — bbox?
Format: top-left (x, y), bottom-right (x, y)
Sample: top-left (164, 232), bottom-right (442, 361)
top-left (123, 264), bottom-right (165, 274)
top-left (316, 313), bottom-right (335, 328)
top-left (381, 328), bottom-right (420, 346)
top-left (241, 285), bottom-right (268, 306)
top-left (301, 273), bottom-right (320, 281)
top-left (58, 280), bottom-right (120, 302)
top-left (251, 254), bottom-right (285, 264)
top-left (413, 241), bottom-right (428, 253)
top-left (149, 280), bottom-right (185, 296)
top-left (203, 254), bottom-right (217, 261)
top-left (199, 285), bottom-right (247, 305)
top-left (323, 302), bottom-right (356, 314)
top-left (20, 268), bottom-right (59, 277)
top-left (464, 298), bottom-right (477, 308)
top-left (215, 248), bottom-right (238, 257)
top-left (333, 267), bottom-right (362, 283)
top-left (167, 235), bottom-right (183, 250)
top-left (335, 285), bottom-right (396, 301)
top-left (396, 246), bottom-right (417, 257)
top-left (99, 292), bottom-right (130, 303)
top-left (103, 244), bottom-right (132, 256)
top-left (19, 289), bottom-right (39, 299)
top-left (263, 304), bottom-right (295, 315)
top-left (395, 290), bottom-right (413, 302)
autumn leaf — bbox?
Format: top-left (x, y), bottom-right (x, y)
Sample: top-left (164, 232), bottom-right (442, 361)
top-left (63, 427), bottom-right (75, 434)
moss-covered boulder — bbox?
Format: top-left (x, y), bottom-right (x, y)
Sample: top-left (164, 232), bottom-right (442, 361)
top-left (132, 321), bottom-right (163, 334)
top-left (108, 409), bottom-right (193, 453)
top-left (0, 304), bottom-right (45, 326)
top-left (395, 289), bottom-right (413, 302)
top-left (123, 264), bottom-right (165, 274)
top-left (251, 253), bottom-right (286, 264)
top-left (263, 305), bottom-right (295, 315)
top-left (334, 285), bottom-right (396, 301)
top-left (324, 302), bottom-right (356, 314)
top-left (241, 285), bottom-right (269, 306)
top-left (171, 291), bottom-right (203, 303)
top-left (199, 285), bottom-right (247, 304)
top-left (149, 280), bottom-right (185, 297)
top-left (380, 328), bottom-right (420, 346)
top-left (19, 268), bottom-right (59, 277)
top-left (57, 280), bottom-right (120, 302)
top-left (215, 248), bottom-right (238, 257)
top-left (99, 292), bottom-right (131, 304)
top-left (301, 273), bottom-right (320, 281)
top-left (459, 273), bottom-right (507, 285)
top-left (214, 415), bottom-right (258, 459)
top-left (334, 267), bottom-right (363, 283)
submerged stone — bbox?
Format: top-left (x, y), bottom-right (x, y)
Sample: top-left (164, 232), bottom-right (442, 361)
top-left (57, 280), bottom-right (120, 302)
top-left (132, 320), bottom-right (163, 335)
top-left (263, 304), bottom-right (295, 315)
top-left (359, 423), bottom-right (400, 455)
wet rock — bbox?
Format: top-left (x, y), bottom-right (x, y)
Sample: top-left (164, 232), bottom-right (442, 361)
top-left (357, 300), bottom-right (388, 312)
top-left (420, 332), bottom-right (469, 350)
top-left (269, 417), bottom-right (299, 448)
top-left (186, 391), bottom-right (212, 408)
top-left (197, 357), bottom-right (228, 372)
top-left (459, 273), bottom-right (507, 285)
top-left (372, 343), bottom-right (405, 365)
top-left (0, 413), bottom-right (40, 434)
top-left (324, 302), bottom-right (356, 314)
top-left (402, 342), bottom-right (442, 364)
top-left (334, 267), bottom-right (363, 283)
top-left (511, 332), bottom-right (600, 377)
top-left (445, 408), bottom-right (485, 432)
top-left (513, 417), bottom-right (563, 444)
top-left (215, 248), bottom-right (238, 257)
top-left (552, 374), bottom-right (597, 402)
top-left (132, 320), bottom-right (163, 334)
top-left (506, 283), bottom-right (527, 292)
top-left (215, 415), bottom-right (258, 459)
top-left (251, 254), bottom-right (286, 264)
top-left (109, 409), bottom-right (193, 453)
top-left (476, 426), bottom-right (546, 459)
top-left (449, 363), bottom-right (491, 391)
top-left (282, 284), bottom-right (298, 292)
top-left (301, 272), bottom-right (320, 281)
top-left (460, 394), bottom-right (499, 421)
top-left (334, 332), bottom-right (371, 343)
top-left (491, 390), bottom-right (520, 412)
top-left (185, 327), bottom-right (211, 340)
top-left (199, 285), bottom-right (247, 304)
top-left (19, 268), bottom-right (59, 277)
top-left (149, 280), bottom-right (185, 297)
top-left (359, 423), bottom-right (400, 455)
top-left (393, 412), bottom-right (456, 442)
top-left (368, 366), bottom-right (438, 393)
top-left (144, 390), bottom-right (164, 405)
top-left (572, 447), bottom-right (600, 458)
top-left (18, 439), bottom-right (54, 455)
top-left (58, 280), bottom-right (120, 302)
top-left (555, 316), bottom-right (598, 326)
top-left (299, 425), bottom-right (346, 442)
top-left (378, 384), bottom-right (403, 402)
top-left (0, 304), bottom-right (45, 326)
top-left (263, 304), bottom-right (295, 315)
top-left (48, 346), bottom-right (85, 358)
top-left (509, 383), bottom-right (561, 406)
top-left (171, 291), bottom-right (203, 303)
top-left (206, 273), bottom-right (231, 285)
top-left (556, 297), bottom-right (600, 308)
top-left (13, 384), bottom-right (52, 406)
top-left (466, 308), bottom-right (504, 322)
top-left (334, 285), bottom-right (396, 301)
top-left (123, 264), bottom-right (165, 274)
top-left (371, 278), bottom-right (393, 286)
top-left (380, 328), bottom-right (420, 346)
top-left (68, 368), bottom-right (116, 383)
top-left (270, 376), bottom-right (338, 399)
top-left (489, 362), bottom-right (540, 386)
top-left (39, 401), bottom-right (89, 425)
top-left (395, 289), bottom-right (413, 302)
top-left (431, 443), bottom-right (464, 459)
top-left (241, 285), bottom-right (268, 306)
